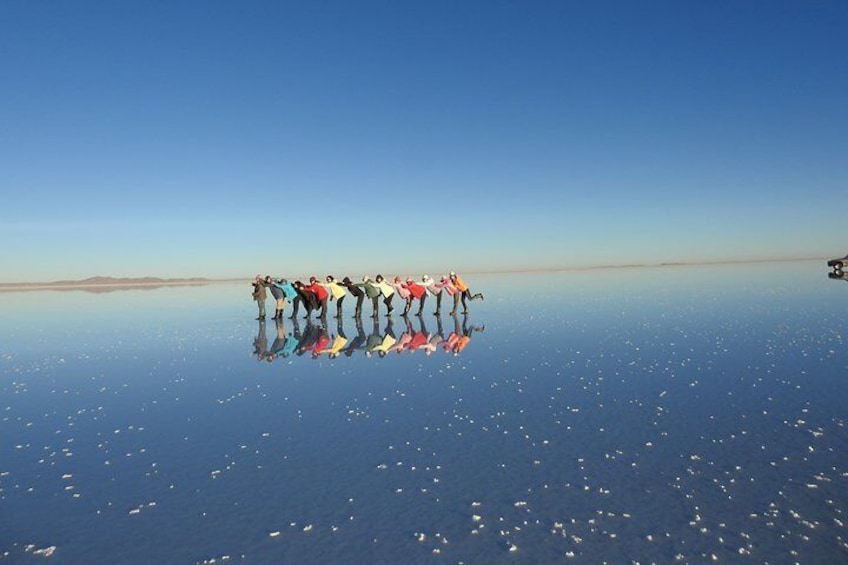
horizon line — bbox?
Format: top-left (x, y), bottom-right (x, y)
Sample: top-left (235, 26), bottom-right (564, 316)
top-left (0, 256), bottom-right (828, 291)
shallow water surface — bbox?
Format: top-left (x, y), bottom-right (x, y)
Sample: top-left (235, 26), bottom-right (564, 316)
top-left (1, 262), bottom-right (847, 563)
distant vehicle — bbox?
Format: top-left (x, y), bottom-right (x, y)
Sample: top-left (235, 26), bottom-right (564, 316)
top-left (828, 271), bottom-right (848, 282)
top-left (828, 254), bottom-right (848, 272)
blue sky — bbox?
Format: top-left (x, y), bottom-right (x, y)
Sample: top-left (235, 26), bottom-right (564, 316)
top-left (1, 1), bottom-right (846, 283)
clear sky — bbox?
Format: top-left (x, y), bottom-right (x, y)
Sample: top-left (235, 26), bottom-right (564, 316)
top-left (1, 1), bottom-right (846, 283)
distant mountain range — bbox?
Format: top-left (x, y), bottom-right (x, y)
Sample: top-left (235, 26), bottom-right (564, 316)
top-left (0, 276), bottom-right (212, 292)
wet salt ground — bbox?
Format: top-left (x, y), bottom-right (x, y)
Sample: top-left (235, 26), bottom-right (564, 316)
top-left (1, 262), bottom-right (847, 564)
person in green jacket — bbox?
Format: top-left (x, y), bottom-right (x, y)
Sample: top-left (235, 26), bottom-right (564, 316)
top-left (251, 275), bottom-right (267, 320)
top-left (360, 276), bottom-right (383, 319)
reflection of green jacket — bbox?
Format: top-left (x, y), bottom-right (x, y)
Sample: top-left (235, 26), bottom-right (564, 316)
top-left (366, 332), bottom-right (382, 350)
top-left (361, 281), bottom-right (381, 299)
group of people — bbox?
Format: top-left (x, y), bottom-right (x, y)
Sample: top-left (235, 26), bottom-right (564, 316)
top-left (253, 311), bottom-right (484, 362)
top-left (250, 272), bottom-right (484, 321)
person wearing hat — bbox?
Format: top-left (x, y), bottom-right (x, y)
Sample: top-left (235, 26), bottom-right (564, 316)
top-left (291, 280), bottom-right (318, 320)
top-left (421, 274), bottom-right (449, 316)
top-left (340, 276), bottom-right (366, 318)
top-left (265, 276), bottom-right (286, 320)
top-left (439, 275), bottom-right (460, 316)
top-left (304, 276), bottom-right (330, 320)
top-left (402, 277), bottom-right (428, 316)
top-left (271, 278), bottom-right (299, 319)
top-left (449, 271), bottom-right (484, 315)
top-left (251, 274), bottom-right (268, 320)
top-left (360, 276), bottom-right (383, 319)
top-left (392, 276), bottom-right (411, 306)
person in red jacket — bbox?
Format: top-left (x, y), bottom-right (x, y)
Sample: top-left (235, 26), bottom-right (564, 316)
top-left (402, 277), bottom-right (428, 316)
top-left (305, 276), bottom-right (329, 320)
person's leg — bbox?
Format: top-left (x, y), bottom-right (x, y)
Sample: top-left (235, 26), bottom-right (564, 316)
top-left (434, 292), bottom-right (442, 316)
top-left (402, 297), bottom-right (411, 316)
top-left (290, 296), bottom-right (300, 319)
top-left (257, 299), bottom-right (266, 320)
top-left (416, 294), bottom-right (427, 316)
top-left (336, 296), bottom-right (345, 319)
top-left (354, 294), bottom-right (364, 318)
top-left (461, 291), bottom-right (469, 314)
top-left (384, 294), bottom-right (394, 315)
top-left (450, 293), bottom-right (459, 315)
top-left (371, 296), bottom-right (380, 319)
top-left (319, 298), bottom-right (328, 319)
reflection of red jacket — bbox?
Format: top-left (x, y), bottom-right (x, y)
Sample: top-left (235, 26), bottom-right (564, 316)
top-left (409, 331), bottom-right (428, 350)
top-left (312, 334), bottom-right (331, 357)
top-left (405, 282), bottom-right (426, 299)
top-left (305, 283), bottom-right (328, 301)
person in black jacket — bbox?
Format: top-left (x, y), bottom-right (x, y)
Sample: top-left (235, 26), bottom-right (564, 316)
top-left (290, 280), bottom-right (318, 320)
top-left (340, 276), bottom-right (365, 318)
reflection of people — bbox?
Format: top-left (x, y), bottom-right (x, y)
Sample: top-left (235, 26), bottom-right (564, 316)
top-left (449, 271), bottom-right (484, 315)
top-left (252, 275), bottom-right (267, 320)
top-left (267, 318), bottom-right (295, 362)
top-left (248, 309), bottom-right (485, 364)
top-left (365, 317), bottom-right (383, 356)
top-left (454, 314), bottom-right (485, 355)
top-left (342, 317), bottom-right (368, 357)
top-left (253, 318), bottom-right (268, 361)
top-left (322, 318), bottom-right (349, 359)
top-left (408, 315), bottom-right (435, 355)
top-left (440, 314), bottom-right (462, 352)
top-left (295, 319), bottom-right (321, 356)
top-left (428, 314), bottom-right (445, 352)
top-left (367, 317), bottom-right (397, 357)
top-left (311, 322), bottom-right (331, 358)
top-left (389, 315), bottom-right (414, 354)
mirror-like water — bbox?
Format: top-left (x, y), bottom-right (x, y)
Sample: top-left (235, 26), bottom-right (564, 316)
top-left (1, 261), bottom-right (846, 563)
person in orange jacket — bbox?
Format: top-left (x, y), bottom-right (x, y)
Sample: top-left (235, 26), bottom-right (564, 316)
top-left (449, 271), bottom-right (484, 315)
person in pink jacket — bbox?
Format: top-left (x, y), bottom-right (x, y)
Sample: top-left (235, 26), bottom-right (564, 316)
top-left (439, 275), bottom-right (459, 316)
